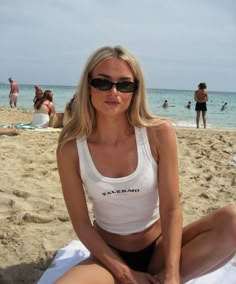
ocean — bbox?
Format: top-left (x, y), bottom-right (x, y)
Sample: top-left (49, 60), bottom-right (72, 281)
top-left (0, 84), bottom-right (235, 129)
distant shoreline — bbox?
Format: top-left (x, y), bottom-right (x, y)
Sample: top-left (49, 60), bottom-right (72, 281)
top-left (1, 82), bottom-right (236, 94)
top-left (1, 85), bottom-right (235, 129)
top-left (0, 107), bottom-right (235, 131)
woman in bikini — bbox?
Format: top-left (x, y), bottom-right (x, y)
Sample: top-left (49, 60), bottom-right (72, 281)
top-left (32, 90), bottom-right (56, 127)
top-left (56, 46), bottom-right (236, 283)
top-left (194, 82), bottom-right (208, 128)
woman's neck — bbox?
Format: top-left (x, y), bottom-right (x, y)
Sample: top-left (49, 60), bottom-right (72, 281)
top-left (90, 116), bottom-right (134, 145)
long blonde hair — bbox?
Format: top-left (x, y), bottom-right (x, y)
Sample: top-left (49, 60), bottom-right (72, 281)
top-left (58, 45), bottom-right (162, 149)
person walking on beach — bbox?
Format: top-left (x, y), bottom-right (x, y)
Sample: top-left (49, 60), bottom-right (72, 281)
top-left (8, 77), bottom-right (19, 108)
top-left (194, 82), bottom-right (208, 128)
top-left (56, 46), bottom-right (236, 284)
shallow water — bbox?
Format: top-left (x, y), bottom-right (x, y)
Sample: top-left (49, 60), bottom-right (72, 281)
top-left (1, 84), bottom-right (235, 129)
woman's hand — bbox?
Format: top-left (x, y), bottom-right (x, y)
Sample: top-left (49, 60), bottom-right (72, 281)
top-left (153, 272), bottom-right (180, 284)
top-left (120, 269), bottom-right (160, 283)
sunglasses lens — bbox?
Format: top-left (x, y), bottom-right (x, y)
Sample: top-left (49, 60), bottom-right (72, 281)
top-left (90, 78), bottom-right (138, 93)
top-left (90, 79), bottom-right (112, 90)
top-left (117, 82), bottom-right (137, 93)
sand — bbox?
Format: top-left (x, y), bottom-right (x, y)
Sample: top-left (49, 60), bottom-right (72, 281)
top-left (0, 107), bottom-right (235, 284)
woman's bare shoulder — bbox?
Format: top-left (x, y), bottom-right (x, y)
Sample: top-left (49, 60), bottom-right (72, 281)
top-left (57, 139), bottom-right (77, 160)
top-left (146, 121), bottom-right (175, 155)
top-left (148, 120), bottom-right (174, 137)
top-left (148, 120), bottom-right (176, 147)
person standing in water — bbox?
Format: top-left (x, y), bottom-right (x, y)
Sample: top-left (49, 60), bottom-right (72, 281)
top-left (194, 82), bottom-right (208, 128)
top-left (186, 101), bottom-right (191, 109)
top-left (221, 102), bottom-right (227, 111)
top-left (162, 100), bottom-right (168, 108)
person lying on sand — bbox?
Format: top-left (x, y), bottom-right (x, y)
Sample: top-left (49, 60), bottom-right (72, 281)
top-left (0, 128), bottom-right (18, 136)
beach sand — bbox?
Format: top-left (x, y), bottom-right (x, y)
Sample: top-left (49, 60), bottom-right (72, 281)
top-left (0, 107), bottom-right (235, 283)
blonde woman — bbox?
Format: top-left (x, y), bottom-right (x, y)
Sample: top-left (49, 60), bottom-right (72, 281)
top-left (56, 46), bottom-right (236, 284)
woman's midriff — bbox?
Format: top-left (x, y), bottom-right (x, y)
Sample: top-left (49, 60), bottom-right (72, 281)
top-left (94, 220), bottom-right (162, 252)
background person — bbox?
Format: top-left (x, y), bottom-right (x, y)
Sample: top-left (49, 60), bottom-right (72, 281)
top-left (0, 128), bottom-right (18, 136)
top-left (221, 102), bottom-right (227, 111)
top-left (33, 85), bottom-right (44, 108)
top-left (194, 82), bottom-right (208, 128)
top-left (62, 94), bottom-right (75, 127)
top-left (56, 46), bottom-right (236, 284)
top-left (8, 77), bottom-right (19, 108)
top-left (162, 100), bottom-right (168, 108)
top-left (32, 90), bottom-right (56, 127)
top-left (186, 101), bottom-right (191, 109)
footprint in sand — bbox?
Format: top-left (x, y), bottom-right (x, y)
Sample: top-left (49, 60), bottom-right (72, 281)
top-left (23, 212), bottom-right (55, 224)
top-left (12, 190), bottom-right (29, 199)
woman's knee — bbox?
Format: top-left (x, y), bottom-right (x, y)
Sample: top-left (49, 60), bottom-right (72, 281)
top-left (215, 205), bottom-right (236, 239)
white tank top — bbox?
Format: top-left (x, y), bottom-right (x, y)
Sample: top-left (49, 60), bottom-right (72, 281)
top-left (76, 127), bottom-right (160, 235)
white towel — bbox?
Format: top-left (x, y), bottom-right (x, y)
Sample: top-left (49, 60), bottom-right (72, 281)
top-left (38, 240), bottom-right (236, 284)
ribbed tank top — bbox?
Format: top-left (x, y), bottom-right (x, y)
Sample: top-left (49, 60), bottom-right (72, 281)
top-left (76, 127), bottom-right (160, 235)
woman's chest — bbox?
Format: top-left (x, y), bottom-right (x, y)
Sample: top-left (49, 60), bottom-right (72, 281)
top-left (88, 140), bottom-right (138, 178)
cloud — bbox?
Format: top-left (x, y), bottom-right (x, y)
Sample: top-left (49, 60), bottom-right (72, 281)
top-left (0, 0), bottom-right (235, 91)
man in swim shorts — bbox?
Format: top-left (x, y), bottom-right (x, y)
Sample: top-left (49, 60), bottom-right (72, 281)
top-left (9, 77), bottom-right (19, 108)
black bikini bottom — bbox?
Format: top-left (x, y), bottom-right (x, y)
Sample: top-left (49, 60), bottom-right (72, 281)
top-left (195, 102), bottom-right (207, 111)
top-left (110, 234), bottom-right (162, 272)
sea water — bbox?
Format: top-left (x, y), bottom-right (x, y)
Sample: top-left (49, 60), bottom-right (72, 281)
top-left (0, 84), bottom-right (235, 129)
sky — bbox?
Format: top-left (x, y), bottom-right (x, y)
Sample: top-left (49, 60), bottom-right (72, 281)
top-left (1, 0), bottom-right (236, 92)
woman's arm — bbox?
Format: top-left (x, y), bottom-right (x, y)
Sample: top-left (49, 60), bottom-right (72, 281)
top-left (57, 140), bottom-right (158, 283)
top-left (49, 102), bottom-right (56, 114)
top-left (155, 122), bottom-right (182, 283)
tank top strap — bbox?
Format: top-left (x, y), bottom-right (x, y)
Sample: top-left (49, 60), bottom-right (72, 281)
top-left (135, 127), bottom-right (157, 165)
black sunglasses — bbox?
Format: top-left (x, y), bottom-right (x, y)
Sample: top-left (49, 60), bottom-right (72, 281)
top-left (89, 78), bottom-right (138, 93)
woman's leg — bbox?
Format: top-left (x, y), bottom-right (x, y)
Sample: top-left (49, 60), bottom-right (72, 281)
top-left (181, 205), bottom-right (236, 281)
top-left (54, 256), bottom-right (118, 284)
top-left (196, 111), bottom-right (200, 128)
top-left (180, 205), bottom-right (236, 282)
top-left (202, 111), bottom-right (206, 128)
top-left (149, 205), bottom-right (236, 283)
